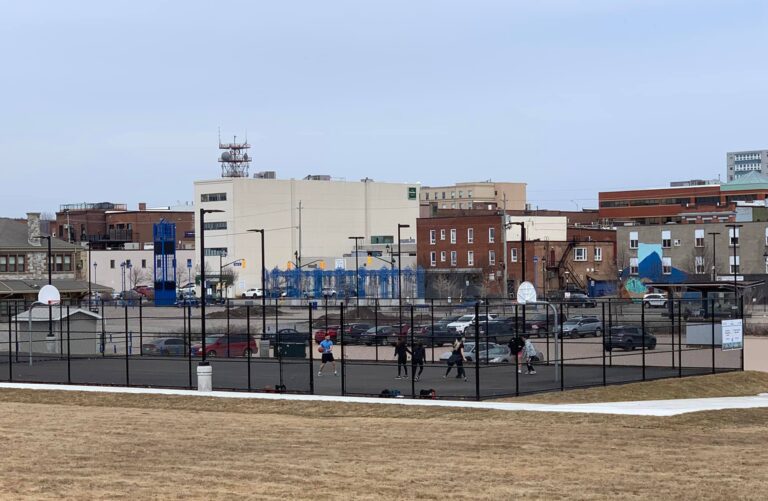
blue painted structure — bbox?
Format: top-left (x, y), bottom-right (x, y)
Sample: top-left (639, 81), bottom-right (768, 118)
top-left (153, 220), bottom-right (177, 306)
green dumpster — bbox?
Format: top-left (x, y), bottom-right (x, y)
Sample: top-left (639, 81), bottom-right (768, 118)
top-left (278, 342), bottom-right (306, 358)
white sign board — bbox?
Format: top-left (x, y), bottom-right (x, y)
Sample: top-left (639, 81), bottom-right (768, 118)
top-left (722, 319), bottom-right (743, 351)
top-left (335, 258), bottom-right (346, 270)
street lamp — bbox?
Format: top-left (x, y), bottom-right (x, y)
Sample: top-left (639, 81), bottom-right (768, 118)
top-left (199, 208), bottom-right (224, 363)
top-left (219, 250), bottom-right (228, 301)
top-left (504, 221), bottom-right (526, 288)
top-left (397, 224), bottom-right (410, 335)
top-left (247, 229), bottom-right (267, 341)
top-left (708, 232), bottom-right (721, 281)
top-left (348, 236), bottom-right (364, 309)
top-left (725, 224), bottom-right (743, 312)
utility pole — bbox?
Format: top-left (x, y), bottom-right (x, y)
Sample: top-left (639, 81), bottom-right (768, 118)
top-left (297, 201), bottom-right (303, 270)
top-left (708, 232), bottom-right (720, 281)
top-left (502, 193), bottom-right (508, 298)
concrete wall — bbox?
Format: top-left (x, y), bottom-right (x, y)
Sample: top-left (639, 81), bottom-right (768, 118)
top-left (194, 177), bottom-right (420, 296)
top-left (91, 249), bottom-right (197, 293)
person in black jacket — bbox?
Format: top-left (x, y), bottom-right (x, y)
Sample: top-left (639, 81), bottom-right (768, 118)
top-left (508, 335), bottom-right (525, 374)
top-left (394, 338), bottom-right (411, 379)
top-left (412, 342), bottom-right (426, 381)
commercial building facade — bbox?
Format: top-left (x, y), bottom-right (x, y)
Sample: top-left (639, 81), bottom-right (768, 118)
top-left (727, 150), bottom-right (768, 182)
top-left (194, 176), bottom-right (420, 297)
top-left (419, 181), bottom-right (526, 217)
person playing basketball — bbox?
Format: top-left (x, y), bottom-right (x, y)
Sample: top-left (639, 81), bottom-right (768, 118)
top-left (318, 334), bottom-right (337, 376)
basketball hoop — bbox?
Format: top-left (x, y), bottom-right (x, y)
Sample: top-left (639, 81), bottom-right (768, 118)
top-left (38, 285), bottom-right (61, 306)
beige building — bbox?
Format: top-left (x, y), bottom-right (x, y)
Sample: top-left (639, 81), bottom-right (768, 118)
top-left (419, 181), bottom-right (526, 217)
top-left (90, 249), bottom-right (197, 295)
top-left (194, 176), bottom-right (420, 295)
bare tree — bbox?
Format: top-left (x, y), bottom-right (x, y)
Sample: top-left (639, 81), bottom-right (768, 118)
top-left (129, 267), bottom-right (151, 289)
top-left (476, 273), bottom-right (499, 299)
top-left (432, 274), bottom-right (460, 299)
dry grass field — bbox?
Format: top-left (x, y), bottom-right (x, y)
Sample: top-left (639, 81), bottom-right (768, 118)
top-left (0, 374), bottom-right (766, 500)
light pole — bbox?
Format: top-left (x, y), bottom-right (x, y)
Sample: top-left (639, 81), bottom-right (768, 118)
top-left (726, 224), bottom-right (743, 313)
top-left (199, 208), bottom-right (224, 362)
top-left (397, 224), bottom-right (410, 335)
top-left (36, 234), bottom-right (53, 341)
top-left (87, 241), bottom-right (92, 301)
top-left (708, 232), bottom-right (720, 281)
top-left (349, 236), bottom-right (363, 309)
top-left (385, 244), bottom-right (396, 298)
top-left (247, 229), bottom-right (267, 341)
top-left (219, 250), bottom-right (228, 301)
top-left (505, 221), bottom-right (526, 287)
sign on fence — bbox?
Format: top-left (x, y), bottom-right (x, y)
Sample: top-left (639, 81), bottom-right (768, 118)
top-left (722, 319), bottom-right (744, 351)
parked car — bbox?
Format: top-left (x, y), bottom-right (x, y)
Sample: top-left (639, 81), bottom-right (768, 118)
top-left (478, 317), bottom-right (517, 344)
top-left (360, 325), bottom-right (397, 346)
top-left (321, 287), bottom-right (337, 298)
top-left (242, 288), bottom-right (264, 298)
top-left (643, 293), bottom-right (667, 308)
top-left (566, 293), bottom-right (597, 308)
top-left (263, 328), bottom-right (308, 346)
top-left (604, 326), bottom-right (657, 351)
top-left (313, 325), bottom-right (341, 344)
top-left (134, 285), bottom-right (155, 299)
top-left (446, 314), bottom-right (498, 335)
top-left (141, 337), bottom-right (187, 356)
top-left (192, 334), bottom-right (259, 357)
top-left (175, 293), bottom-right (200, 308)
top-left (414, 323), bottom-right (455, 347)
top-left (562, 316), bottom-right (602, 338)
top-left (438, 342), bottom-right (513, 363)
top-left (525, 312), bottom-right (556, 337)
top-left (341, 323), bottom-right (372, 344)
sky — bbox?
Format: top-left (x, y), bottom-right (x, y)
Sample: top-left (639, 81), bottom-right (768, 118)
top-left (1, 0), bottom-right (768, 217)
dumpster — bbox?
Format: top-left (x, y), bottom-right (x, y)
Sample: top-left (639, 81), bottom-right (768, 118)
top-left (278, 342), bottom-right (306, 358)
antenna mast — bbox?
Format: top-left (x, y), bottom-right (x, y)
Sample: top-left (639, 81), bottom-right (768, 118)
top-left (218, 133), bottom-right (251, 178)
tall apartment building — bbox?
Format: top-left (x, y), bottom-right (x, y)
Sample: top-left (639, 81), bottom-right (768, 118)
top-left (419, 181), bottom-right (526, 217)
top-left (727, 150), bottom-right (768, 182)
top-left (194, 176), bottom-right (420, 296)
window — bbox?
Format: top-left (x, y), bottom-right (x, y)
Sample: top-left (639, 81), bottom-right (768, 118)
top-left (17, 255), bottom-right (24, 272)
top-left (458, 190), bottom-right (463, 198)
top-left (450, 251), bottom-right (457, 266)
top-left (55, 255), bottom-right (62, 272)
top-left (629, 257), bottom-right (639, 275)
top-left (594, 248), bottom-right (603, 262)
top-left (442, 192), bottom-right (446, 199)
top-left (467, 251), bottom-right (474, 266)
top-left (370, 235), bottom-right (394, 244)
top-left (629, 231), bottom-right (639, 249)
top-left (200, 192), bottom-right (227, 202)
top-left (0, 255), bottom-right (26, 273)
top-left (204, 221), bottom-right (227, 231)
top-left (729, 227), bottom-right (740, 247)
top-left (440, 229), bottom-right (446, 241)
top-left (110, 260), bottom-right (115, 269)
top-left (488, 227), bottom-right (496, 243)
top-left (450, 229), bottom-right (457, 244)
top-left (467, 228), bottom-right (474, 244)
top-left (574, 247), bottom-right (587, 261)
top-left (141, 259), bottom-right (147, 268)
top-left (662, 230), bottom-right (671, 249)
top-left (440, 251), bottom-right (446, 262)
top-left (7, 256), bottom-right (15, 272)
top-left (424, 192), bottom-right (429, 200)
top-left (450, 191), bottom-right (455, 199)
top-left (662, 257), bottom-right (672, 275)
top-left (695, 256), bottom-right (705, 274)
top-left (468, 190), bottom-right (473, 198)
top-left (695, 229), bottom-right (705, 247)
top-left (510, 248), bottom-right (518, 262)
top-left (489, 250), bottom-right (496, 266)
top-left (429, 230), bottom-right (436, 245)
top-left (204, 248), bottom-right (228, 257)
top-left (730, 256), bottom-right (740, 274)
top-left (430, 252), bottom-right (436, 267)
top-left (451, 203), bottom-right (456, 209)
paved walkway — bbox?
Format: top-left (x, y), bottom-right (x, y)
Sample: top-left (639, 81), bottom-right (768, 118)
top-left (1, 382), bottom-right (766, 417)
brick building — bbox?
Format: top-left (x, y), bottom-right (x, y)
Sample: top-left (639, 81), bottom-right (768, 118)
top-left (417, 212), bottom-right (504, 298)
top-left (55, 202), bottom-right (194, 250)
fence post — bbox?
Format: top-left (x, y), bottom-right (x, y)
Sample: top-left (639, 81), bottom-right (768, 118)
top-left (601, 301), bottom-right (606, 386)
top-left (139, 297), bottom-right (143, 357)
top-left (514, 303), bottom-right (519, 397)
top-left (740, 295), bottom-right (744, 372)
top-left (410, 304), bottom-right (415, 399)
top-left (340, 303), bottom-right (345, 396)
top-left (677, 297), bottom-right (682, 378)
top-left (669, 296), bottom-right (675, 369)
top-left (226, 299), bottom-right (231, 358)
top-left (66, 305), bottom-right (71, 384)
top-left (711, 298), bottom-right (716, 374)
top-left (246, 305), bottom-right (251, 392)
top-left (124, 303), bottom-right (129, 386)
top-left (309, 303), bottom-right (314, 394)
top-left (100, 299), bottom-right (105, 357)
top-left (186, 304), bottom-right (192, 389)
top-left (8, 301), bottom-right (14, 381)
top-left (474, 301), bottom-right (480, 401)
top-left (641, 296), bottom-right (646, 381)
top-left (559, 302), bottom-right (564, 391)
top-left (430, 299), bottom-right (435, 363)
top-left (14, 300), bottom-right (19, 363)
top-left (607, 298), bottom-right (613, 367)
top-left (374, 300), bottom-right (379, 362)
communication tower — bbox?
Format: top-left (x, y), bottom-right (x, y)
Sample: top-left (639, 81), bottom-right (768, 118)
top-left (218, 133), bottom-right (251, 178)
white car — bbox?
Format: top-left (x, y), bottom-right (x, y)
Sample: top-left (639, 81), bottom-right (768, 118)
top-left (446, 314), bottom-right (498, 335)
top-left (643, 293), bottom-right (667, 308)
top-left (242, 288), bottom-right (264, 299)
top-left (438, 342), bottom-right (513, 363)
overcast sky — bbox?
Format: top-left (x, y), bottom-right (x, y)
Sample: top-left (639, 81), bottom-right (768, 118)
top-left (1, 0), bottom-right (767, 217)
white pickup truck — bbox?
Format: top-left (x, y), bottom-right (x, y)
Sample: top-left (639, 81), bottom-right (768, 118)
top-left (447, 314), bottom-right (498, 335)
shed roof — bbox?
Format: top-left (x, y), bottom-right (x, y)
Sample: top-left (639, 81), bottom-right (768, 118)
top-left (13, 307), bottom-right (102, 322)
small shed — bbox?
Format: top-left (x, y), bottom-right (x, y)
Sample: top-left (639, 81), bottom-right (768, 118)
top-left (12, 307), bottom-right (102, 356)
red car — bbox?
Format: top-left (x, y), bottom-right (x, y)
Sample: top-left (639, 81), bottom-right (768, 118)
top-left (192, 334), bottom-right (259, 357)
top-left (313, 325), bottom-right (340, 344)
